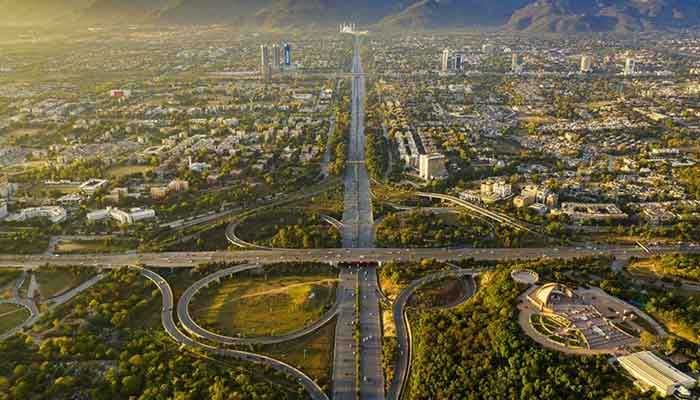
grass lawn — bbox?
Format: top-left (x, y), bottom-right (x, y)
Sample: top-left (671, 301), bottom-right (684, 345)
top-left (55, 238), bottom-right (138, 254)
top-left (0, 269), bottom-right (21, 289)
top-left (191, 274), bottom-right (337, 338)
top-left (261, 321), bottom-right (335, 391)
top-left (35, 268), bottom-right (95, 299)
top-left (408, 276), bottom-right (468, 309)
top-left (0, 303), bottom-right (30, 335)
top-left (107, 164), bottom-right (154, 178)
top-left (0, 128), bottom-right (46, 144)
top-left (0, 235), bottom-right (49, 255)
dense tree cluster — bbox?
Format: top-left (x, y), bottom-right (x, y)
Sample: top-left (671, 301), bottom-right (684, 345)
top-left (239, 210), bottom-right (341, 248)
top-left (365, 129), bottom-right (389, 180)
top-left (650, 254), bottom-right (700, 282)
top-left (327, 103), bottom-right (350, 177)
top-left (677, 166), bottom-right (700, 200)
top-left (409, 267), bottom-right (652, 400)
top-left (0, 230), bottom-right (49, 254)
top-left (375, 211), bottom-right (495, 248)
top-left (270, 224), bottom-right (341, 249)
top-left (0, 268), bottom-right (305, 400)
top-left (379, 259), bottom-right (448, 286)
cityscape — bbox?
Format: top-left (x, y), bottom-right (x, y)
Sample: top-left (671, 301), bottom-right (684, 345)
top-left (1, 1), bottom-right (700, 399)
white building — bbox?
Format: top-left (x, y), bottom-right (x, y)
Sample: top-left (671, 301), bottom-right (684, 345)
top-left (580, 55), bottom-right (593, 73)
top-left (617, 351), bottom-right (696, 397)
top-left (0, 174), bottom-right (16, 199)
top-left (80, 179), bottom-right (108, 195)
top-left (87, 209), bottom-right (110, 222)
top-left (480, 178), bottom-right (512, 202)
top-left (86, 207), bottom-right (156, 225)
top-left (624, 58), bottom-right (636, 76)
top-left (109, 207), bottom-right (156, 225)
top-left (512, 52), bottom-right (521, 73)
top-left (441, 49), bottom-right (450, 72)
top-left (419, 153), bottom-right (447, 181)
top-left (5, 206), bottom-right (67, 224)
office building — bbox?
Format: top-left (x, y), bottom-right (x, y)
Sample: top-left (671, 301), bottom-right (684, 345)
top-left (283, 43), bottom-right (291, 66)
top-left (580, 55), bottom-right (593, 73)
top-left (168, 179), bottom-right (189, 193)
top-left (271, 44), bottom-right (281, 69)
top-left (419, 153), bottom-right (447, 180)
top-left (260, 44), bottom-right (271, 81)
top-left (0, 174), bottom-right (14, 199)
top-left (617, 351), bottom-right (696, 397)
top-left (624, 58), bottom-right (636, 76)
top-left (454, 53), bottom-right (464, 71)
top-left (441, 49), bottom-right (450, 72)
top-left (511, 52), bottom-right (521, 73)
top-left (79, 178), bottom-right (109, 195)
top-left (482, 43), bottom-right (495, 55)
top-left (91, 207), bottom-right (156, 225)
top-left (5, 206), bottom-right (67, 224)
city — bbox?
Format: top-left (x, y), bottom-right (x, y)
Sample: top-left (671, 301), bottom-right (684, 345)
top-left (1, 2), bottom-right (700, 399)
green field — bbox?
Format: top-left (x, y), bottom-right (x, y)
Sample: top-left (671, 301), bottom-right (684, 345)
top-left (262, 321), bottom-right (336, 390)
top-left (0, 303), bottom-right (30, 335)
top-left (191, 273), bottom-right (337, 338)
top-left (35, 268), bottom-right (94, 299)
top-left (55, 238), bottom-right (138, 254)
top-left (0, 269), bottom-right (21, 289)
top-left (107, 164), bottom-right (154, 178)
top-left (409, 276), bottom-right (468, 309)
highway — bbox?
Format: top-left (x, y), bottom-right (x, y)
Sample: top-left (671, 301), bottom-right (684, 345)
top-left (136, 267), bottom-right (329, 400)
top-left (358, 265), bottom-right (385, 399)
top-left (387, 270), bottom-right (476, 400)
top-left (341, 35), bottom-right (374, 249)
top-left (332, 268), bottom-right (359, 400)
top-left (2, 245), bottom-right (697, 270)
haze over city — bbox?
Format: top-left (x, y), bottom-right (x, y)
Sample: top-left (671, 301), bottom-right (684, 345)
top-left (0, 1), bottom-right (699, 399)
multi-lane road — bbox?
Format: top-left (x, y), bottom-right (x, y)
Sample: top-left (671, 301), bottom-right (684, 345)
top-left (341, 35), bottom-right (374, 249)
top-left (332, 268), bottom-right (359, 400)
top-left (1, 245), bottom-right (697, 270)
top-left (358, 265), bottom-right (385, 399)
top-left (337, 34), bottom-right (386, 400)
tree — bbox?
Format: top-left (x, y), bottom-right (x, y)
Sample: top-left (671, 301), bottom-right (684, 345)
top-left (639, 331), bottom-right (657, 348)
top-left (121, 375), bottom-right (141, 395)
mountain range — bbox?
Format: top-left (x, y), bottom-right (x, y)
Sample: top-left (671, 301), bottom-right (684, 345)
top-left (1, 0), bottom-right (698, 33)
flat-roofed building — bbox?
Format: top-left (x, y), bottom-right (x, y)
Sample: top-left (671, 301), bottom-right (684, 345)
top-left (617, 351), bottom-right (696, 397)
top-left (6, 206), bottom-right (67, 224)
top-left (80, 179), bottom-right (108, 195)
top-left (419, 153), bottom-right (447, 181)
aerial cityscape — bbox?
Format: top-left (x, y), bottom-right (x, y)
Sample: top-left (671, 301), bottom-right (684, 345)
top-left (1, 1), bottom-right (700, 399)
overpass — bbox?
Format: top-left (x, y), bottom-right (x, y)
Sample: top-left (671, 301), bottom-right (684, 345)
top-left (416, 192), bottom-right (536, 233)
top-left (136, 266), bottom-right (329, 400)
top-left (1, 245), bottom-right (698, 270)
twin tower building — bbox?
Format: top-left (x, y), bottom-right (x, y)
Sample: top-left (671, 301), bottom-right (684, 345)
top-left (260, 42), bottom-right (292, 81)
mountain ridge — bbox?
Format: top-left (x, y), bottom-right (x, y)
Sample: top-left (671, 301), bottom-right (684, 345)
top-left (0, 0), bottom-right (698, 32)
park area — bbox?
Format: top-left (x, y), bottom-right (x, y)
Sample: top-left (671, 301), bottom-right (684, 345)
top-left (408, 275), bottom-right (471, 309)
top-left (35, 267), bottom-right (95, 299)
top-left (0, 303), bottom-right (29, 335)
top-left (236, 208), bottom-right (341, 248)
top-left (262, 322), bottom-right (336, 391)
top-left (190, 265), bottom-right (338, 338)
